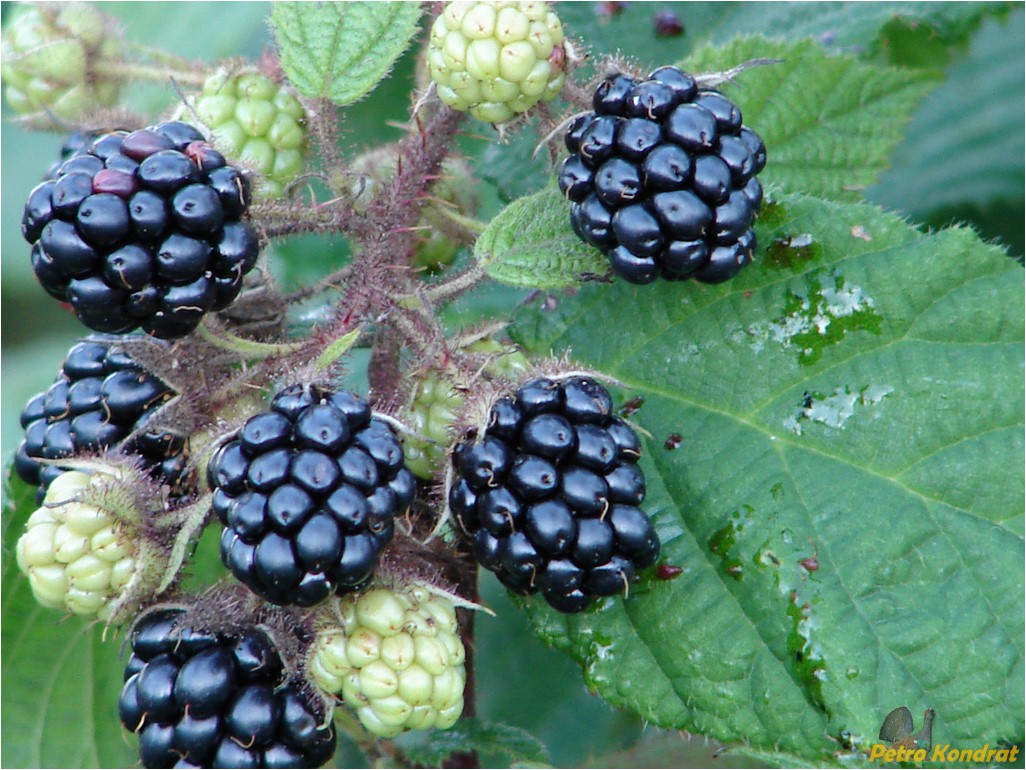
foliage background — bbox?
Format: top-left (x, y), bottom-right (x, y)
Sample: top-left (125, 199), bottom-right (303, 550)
top-left (1, 2), bottom-right (1023, 767)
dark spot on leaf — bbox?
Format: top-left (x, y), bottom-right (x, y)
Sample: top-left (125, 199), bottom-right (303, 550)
top-left (656, 564), bottom-right (683, 580)
top-left (663, 433), bottom-right (682, 450)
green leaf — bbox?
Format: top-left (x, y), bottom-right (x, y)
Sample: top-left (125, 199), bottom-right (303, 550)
top-left (475, 187), bottom-right (609, 289)
top-left (557, 2), bottom-right (1010, 68)
top-left (1, 474), bottom-right (137, 769)
top-left (683, 37), bottom-right (939, 202)
top-left (399, 718), bottom-right (551, 768)
top-left (270, 1), bottom-right (422, 106)
top-left (511, 194), bottom-right (1024, 763)
top-left (869, 9), bottom-right (1025, 255)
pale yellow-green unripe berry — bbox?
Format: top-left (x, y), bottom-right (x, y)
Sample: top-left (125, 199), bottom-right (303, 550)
top-left (186, 67), bottom-right (307, 200)
top-left (429, 0), bottom-right (566, 123)
top-left (15, 470), bottom-right (138, 622)
top-left (402, 338), bottom-right (531, 479)
top-left (0, 2), bottom-right (122, 125)
top-left (309, 584), bottom-right (466, 737)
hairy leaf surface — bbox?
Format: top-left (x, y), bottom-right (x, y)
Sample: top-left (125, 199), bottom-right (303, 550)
top-left (270, 2), bottom-right (422, 106)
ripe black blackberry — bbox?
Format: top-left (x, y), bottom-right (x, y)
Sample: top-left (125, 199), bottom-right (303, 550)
top-left (559, 66), bottom-right (766, 285)
top-left (119, 610), bottom-right (336, 769)
top-left (14, 338), bottom-right (187, 503)
top-left (448, 376), bottom-right (660, 613)
top-left (22, 121), bottom-right (260, 339)
top-left (208, 384), bottom-right (416, 607)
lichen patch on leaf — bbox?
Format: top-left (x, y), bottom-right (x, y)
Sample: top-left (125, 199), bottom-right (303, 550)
top-left (737, 270), bottom-right (881, 365)
top-left (784, 384), bottom-right (894, 435)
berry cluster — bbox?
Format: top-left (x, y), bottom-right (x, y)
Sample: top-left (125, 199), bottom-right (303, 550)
top-left (559, 66), bottom-right (766, 284)
top-left (14, 338), bottom-right (186, 503)
top-left (309, 585), bottom-right (466, 738)
top-left (22, 121), bottom-right (260, 339)
top-left (16, 471), bottom-right (138, 620)
top-left (209, 384), bottom-right (416, 607)
top-left (449, 376), bottom-right (660, 612)
top-left (120, 610), bottom-right (336, 768)
top-left (428, 0), bottom-right (567, 124)
top-left (0, 2), bottom-right (121, 124)
top-left (187, 68), bottom-right (307, 200)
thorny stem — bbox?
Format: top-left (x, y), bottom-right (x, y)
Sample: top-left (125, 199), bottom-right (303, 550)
top-left (422, 262), bottom-right (489, 306)
top-left (92, 59), bottom-right (207, 88)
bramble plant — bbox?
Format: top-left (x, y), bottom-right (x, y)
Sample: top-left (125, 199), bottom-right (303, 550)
top-left (2, 2), bottom-right (1023, 768)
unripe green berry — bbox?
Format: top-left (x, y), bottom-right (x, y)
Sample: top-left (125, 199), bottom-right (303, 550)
top-left (15, 470), bottom-right (139, 621)
top-left (185, 66), bottom-right (308, 200)
top-left (0, 2), bottom-right (122, 125)
top-left (429, 0), bottom-right (566, 123)
top-left (403, 338), bottom-right (531, 479)
top-left (310, 584), bottom-right (466, 737)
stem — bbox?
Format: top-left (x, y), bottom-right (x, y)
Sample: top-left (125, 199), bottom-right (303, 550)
top-left (93, 59), bottom-right (206, 88)
top-left (197, 319), bottom-right (306, 359)
top-left (434, 205), bottom-right (488, 235)
top-left (422, 261), bottom-right (489, 306)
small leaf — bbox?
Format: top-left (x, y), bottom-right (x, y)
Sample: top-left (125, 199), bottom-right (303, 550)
top-left (683, 37), bottom-right (939, 201)
top-left (400, 718), bottom-right (551, 767)
top-left (475, 187), bottom-right (609, 289)
top-left (511, 194), bottom-right (1024, 762)
top-left (270, 2), bottom-right (422, 106)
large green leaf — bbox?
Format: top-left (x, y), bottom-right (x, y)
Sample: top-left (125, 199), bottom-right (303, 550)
top-left (270, 1), bottom-right (422, 106)
top-left (510, 194), bottom-right (1024, 763)
top-left (683, 38), bottom-right (938, 202)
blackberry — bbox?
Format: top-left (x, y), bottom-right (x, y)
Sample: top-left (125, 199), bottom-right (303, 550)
top-left (14, 338), bottom-right (186, 503)
top-left (559, 66), bottom-right (766, 284)
top-left (119, 610), bottom-right (336, 769)
top-left (21, 122), bottom-right (260, 339)
top-left (208, 385), bottom-right (415, 607)
top-left (449, 377), bottom-right (660, 612)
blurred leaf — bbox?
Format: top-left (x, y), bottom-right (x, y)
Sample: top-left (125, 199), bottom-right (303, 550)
top-left (557, 2), bottom-right (1010, 69)
top-left (511, 194), bottom-right (1024, 763)
top-left (474, 576), bottom-right (646, 767)
top-left (868, 9), bottom-right (1025, 255)
top-left (399, 718), bottom-right (550, 767)
top-left (1, 473), bottom-right (137, 769)
top-left (475, 187), bottom-right (608, 289)
top-left (684, 37), bottom-right (939, 201)
top-left (270, 1), bottom-right (422, 106)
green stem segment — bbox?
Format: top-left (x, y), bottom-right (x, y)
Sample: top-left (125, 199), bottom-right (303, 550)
top-left (92, 58), bottom-right (206, 88)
